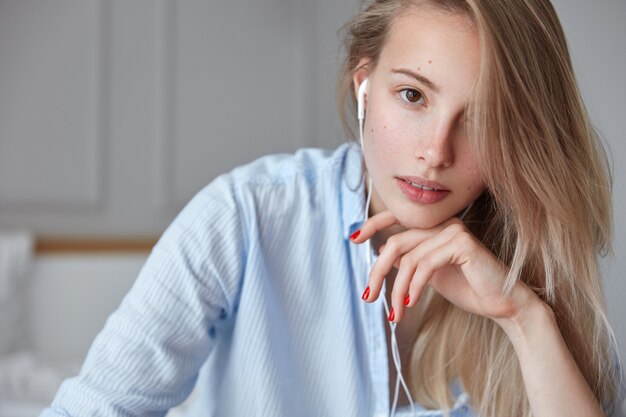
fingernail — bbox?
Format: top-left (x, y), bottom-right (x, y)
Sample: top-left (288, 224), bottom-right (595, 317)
top-left (388, 308), bottom-right (395, 322)
top-left (361, 286), bottom-right (370, 300)
top-left (404, 294), bottom-right (410, 305)
top-left (350, 230), bottom-right (361, 240)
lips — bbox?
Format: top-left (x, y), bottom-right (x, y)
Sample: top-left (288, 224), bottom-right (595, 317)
top-left (396, 176), bottom-right (449, 191)
top-left (396, 177), bottom-right (450, 204)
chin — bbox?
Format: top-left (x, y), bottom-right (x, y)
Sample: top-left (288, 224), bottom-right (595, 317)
top-left (394, 209), bottom-right (450, 230)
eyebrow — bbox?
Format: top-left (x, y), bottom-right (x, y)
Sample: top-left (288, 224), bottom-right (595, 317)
top-left (390, 68), bottom-right (441, 94)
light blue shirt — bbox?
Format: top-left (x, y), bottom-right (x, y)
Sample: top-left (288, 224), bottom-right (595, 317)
top-left (40, 142), bottom-right (624, 417)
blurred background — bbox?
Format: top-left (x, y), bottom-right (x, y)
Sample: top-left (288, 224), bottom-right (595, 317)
top-left (0, 0), bottom-right (624, 415)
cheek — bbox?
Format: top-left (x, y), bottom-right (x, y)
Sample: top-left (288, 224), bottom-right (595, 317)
top-left (367, 106), bottom-right (413, 154)
top-left (459, 159), bottom-right (485, 194)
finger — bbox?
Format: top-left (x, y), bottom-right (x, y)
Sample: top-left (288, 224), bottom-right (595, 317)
top-left (389, 223), bottom-right (465, 321)
top-left (379, 244), bottom-right (399, 269)
top-left (348, 210), bottom-right (398, 244)
top-left (408, 231), bottom-right (472, 313)
top-left (364, 218), bottom-right (464, 304)
top-left (386, 256), bottom-right (417, 322)
top-left (380, 217), bottom-right (462, 269)
top-left (351, 210), bottom-right (463, 244)
top-left (364, 231), bottom-right (426, 303)
top-left (403, 223), bottom-right (467, 306)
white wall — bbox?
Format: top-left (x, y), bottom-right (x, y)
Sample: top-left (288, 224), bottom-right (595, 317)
top-left (0, 0), bottom-right (339, 236)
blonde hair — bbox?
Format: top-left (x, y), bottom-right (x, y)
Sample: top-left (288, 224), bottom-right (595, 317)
top-left (337, 1), bottom-right (620, 416)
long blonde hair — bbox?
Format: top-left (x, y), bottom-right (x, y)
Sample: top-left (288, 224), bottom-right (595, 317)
top-left (337, 1), bottom-right (620, 416)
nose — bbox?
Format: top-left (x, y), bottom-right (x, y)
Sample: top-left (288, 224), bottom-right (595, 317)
top-left (415, 113), bottom-right (457, 168)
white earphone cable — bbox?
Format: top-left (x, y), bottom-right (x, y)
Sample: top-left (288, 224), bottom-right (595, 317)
top-left (361, 114), bottom-right (417, 417)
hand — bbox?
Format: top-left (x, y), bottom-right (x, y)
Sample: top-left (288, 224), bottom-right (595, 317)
top-left (350, 210), bottom-right (540, 324)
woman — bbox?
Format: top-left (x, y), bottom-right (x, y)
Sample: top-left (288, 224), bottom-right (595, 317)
top-left (41, 0), bottom-right (624, 416)
top-left (338, 0), bottom-right (624, 416)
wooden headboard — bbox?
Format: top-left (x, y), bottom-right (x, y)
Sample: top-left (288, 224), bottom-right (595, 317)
top-left (35, 237), bottom-right (159, 254)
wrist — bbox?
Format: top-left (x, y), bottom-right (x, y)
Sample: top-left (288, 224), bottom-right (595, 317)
top-left (495, 289), bottom-right (555, 341)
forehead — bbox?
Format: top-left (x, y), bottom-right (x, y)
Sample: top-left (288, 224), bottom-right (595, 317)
top-left (377, 7), bottom-right (480, 90)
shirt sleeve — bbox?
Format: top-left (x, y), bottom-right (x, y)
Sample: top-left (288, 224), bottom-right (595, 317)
top-left (604, 344), bottom-right (626, 417)
top-left (614, 377), bottom-right (626, 417)
top-left (39, 173), bottom-right (246, 417)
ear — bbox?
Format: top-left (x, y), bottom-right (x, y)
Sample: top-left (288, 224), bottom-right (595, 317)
top-left (352, 57), bottom-right (372, 99)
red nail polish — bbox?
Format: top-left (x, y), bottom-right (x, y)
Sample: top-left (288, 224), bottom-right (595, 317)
top-left (388, 308), bottom-right (395, 321)
top-left (361, 286), bottom-right (370, 300)
top-left (404, 294), bottom-right (410, 305)
top-left (350, 230), bottom-right (361, 240)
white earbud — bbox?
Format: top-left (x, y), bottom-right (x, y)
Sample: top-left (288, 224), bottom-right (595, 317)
top-left (357, 78), bottom-right (368, 121)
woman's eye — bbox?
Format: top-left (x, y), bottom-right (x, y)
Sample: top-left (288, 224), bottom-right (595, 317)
top-left (400, 88), bottom-right (425, 105)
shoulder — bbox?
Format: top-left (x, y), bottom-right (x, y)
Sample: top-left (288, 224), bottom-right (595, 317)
top-left (228, 142), bottom-right (355, 189)
top-left (192, 142), bottom-right (358, 207)
top-left (603, 340), bottom-right (626, 417)
top-left (168, 141), bottom-right (359, 233)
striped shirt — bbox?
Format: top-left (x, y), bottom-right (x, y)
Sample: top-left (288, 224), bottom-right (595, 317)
top-left (40, 141), bottom-right (624, 417)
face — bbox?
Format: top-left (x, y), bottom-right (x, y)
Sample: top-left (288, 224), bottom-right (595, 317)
top-left (353, 7), bottom-right (485, 230)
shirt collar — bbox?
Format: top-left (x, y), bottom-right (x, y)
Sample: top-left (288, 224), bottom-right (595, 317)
top-left (340, 141), bottom-right (367, 240)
